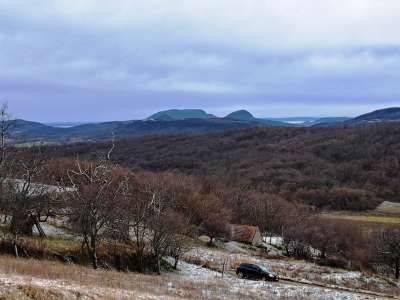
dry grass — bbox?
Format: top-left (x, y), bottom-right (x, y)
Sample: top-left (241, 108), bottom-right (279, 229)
top-left (44, 238), bottom-right (80, 253)
top-left (375, 201), bottom-right (400, 215)
top-left (0, 255), bottom-right (291, 300)
top-left (182, 246), bottom-right (400, 298)
top-left (320, 212), bottom-right (400, 224)
top-left (0, 233), bottom-right (396, 299)
top-left (0, 253), bottom-right (394, 300)
top-left (0, 281), bottom-right (70, 300)
top-left (0, 255), bottom-right (163, 293)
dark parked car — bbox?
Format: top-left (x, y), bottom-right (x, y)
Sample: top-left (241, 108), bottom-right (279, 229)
top-left (236, 263), bottom-right (279, 281)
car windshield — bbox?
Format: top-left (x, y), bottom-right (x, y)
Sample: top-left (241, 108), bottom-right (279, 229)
top-left (259, 265), bottom-right (270, 273)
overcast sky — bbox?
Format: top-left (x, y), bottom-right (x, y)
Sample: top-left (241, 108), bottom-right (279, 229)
top-left (1, 0), bottom-right (400, 122)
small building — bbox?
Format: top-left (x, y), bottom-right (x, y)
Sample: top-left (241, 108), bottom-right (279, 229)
top-left (2, 178), bottom-right (75, 196)
top-left (229, 225), bottom-right (263, 246)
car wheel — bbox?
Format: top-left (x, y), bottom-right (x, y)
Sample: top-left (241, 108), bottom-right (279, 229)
top-left (237, 272), bottom-right (244, 279)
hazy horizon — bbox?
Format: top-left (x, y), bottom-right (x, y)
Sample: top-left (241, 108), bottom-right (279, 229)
top-left (21, 105), bottom-right (395, 124)
top-left (1, 1), bottom-right (400, 122)
top-left (6, 102), bottom-right (400, 124)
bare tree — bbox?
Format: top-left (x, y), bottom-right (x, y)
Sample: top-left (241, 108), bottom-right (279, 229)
top-left (0, 103), bottom-right (11, 204)
top-left (237, 191), bottom-right (291, 237)
top-left (149, 208), bottom-right (189, 274)
top-left (143, 177), bottom-right (173, 274)
top-left (66, 159), bottom-right (125, 269)
top-left (0, 103), bottom-right (10, 166)
top-left (169, 232), bottom-right (191, 270)
top-left (198, 193), bottom-right (231, 246)
top-left (145, 175), bottom-right (193, 274)
top-left (374, 227), bottom-right (400, 280)
top-left (281, 205), bottom-right (313, 258)
top-left (118, 172), bottom-right (193, 273)
top-left (1, 147), bottom-right (52, 257)
top-left (0, 103), bottom-right (10, 226)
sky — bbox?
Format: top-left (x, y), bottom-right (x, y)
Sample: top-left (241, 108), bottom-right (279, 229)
top-left (1, 0), bottom-right (400, 122)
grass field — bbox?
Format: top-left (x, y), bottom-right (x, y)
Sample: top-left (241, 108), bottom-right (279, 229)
top-left (320, 213), bottom-right (400, 224)
top-left (375, 201), bottom-right (400, 215)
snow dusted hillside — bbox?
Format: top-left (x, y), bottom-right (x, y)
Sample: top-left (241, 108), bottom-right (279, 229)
top-left (0, 258), bottom-right (392, 300)
top-left (0, 243), bottom-right (398, 300)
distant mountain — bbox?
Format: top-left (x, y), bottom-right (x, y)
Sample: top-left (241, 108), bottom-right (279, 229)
top-left (9, 119), bottom-right (62, 136)
top-left (9, 107), bottom-right (400, 144)
top-left (148, 109), bottom-right (216, 121)
top-left (7, 118), bottom-right (274, 145)
top-left (10, 119), bottom-right (50, 132)
top-left (225, 110), bottom-right (291, 127)
top-left (6, 109), bottom-right (296, 144)
top-left (346, 107), bottom-right (400, 125)
top-left (7, 119), bottom-right (67, 145)
top-left (225, 110), bottom-right (256, 121)
top-left (312, 107), bottom-right (400, 127)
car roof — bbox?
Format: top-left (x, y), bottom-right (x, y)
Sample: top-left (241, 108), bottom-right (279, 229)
top-left (240, 263), bottom-right (258, 268)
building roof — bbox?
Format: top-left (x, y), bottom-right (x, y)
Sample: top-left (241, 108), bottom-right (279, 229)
top-left (230, 225), bottom-right (260, 244)
top-left (2, 178), bottom-right (75, 197)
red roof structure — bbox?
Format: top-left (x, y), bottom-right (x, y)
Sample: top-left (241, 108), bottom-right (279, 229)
top-left (229, 225), bottom-right (262, 246)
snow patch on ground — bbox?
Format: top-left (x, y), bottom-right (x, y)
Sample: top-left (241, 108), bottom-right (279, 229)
top-left (183, 246), bottom-right (397, 297)
top-left (33, 223), bottom-right (75, 239)
top-left (0, 257), bottom-right (392, 300)
top-left (172, 260), bottom-right (387, 300)
top-left (0, 273), bottom-right (137, 299)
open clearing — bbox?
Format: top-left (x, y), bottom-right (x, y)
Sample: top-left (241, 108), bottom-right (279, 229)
top-left (376, 202), bottom-right (400, 215)
top-left (320, 213), bottom-right (400, 224)
top-left (321, 201), bottom-right (400, 225)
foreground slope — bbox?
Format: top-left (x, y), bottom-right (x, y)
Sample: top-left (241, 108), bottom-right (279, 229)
top-left (0, 255), bottom-right (394, 300)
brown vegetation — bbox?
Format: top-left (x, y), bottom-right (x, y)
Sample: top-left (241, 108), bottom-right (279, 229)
top-left (39, 124), bottom-right (400, 211)
top-left (1, 104), bottom-right (400, 283)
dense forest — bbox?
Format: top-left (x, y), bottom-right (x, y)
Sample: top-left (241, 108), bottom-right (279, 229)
top-left (42, 124), bottom-right (400, 211)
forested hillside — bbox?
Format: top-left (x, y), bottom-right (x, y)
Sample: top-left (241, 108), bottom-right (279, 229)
top-left (44, 124), bottom-right (400, 211)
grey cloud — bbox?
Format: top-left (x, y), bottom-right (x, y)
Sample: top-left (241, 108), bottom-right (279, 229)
top-left (0, 1), bottom-right (400, 121)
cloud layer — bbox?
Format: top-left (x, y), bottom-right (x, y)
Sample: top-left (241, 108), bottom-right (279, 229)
top-left (1, 0), bottom-right (400, 121)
